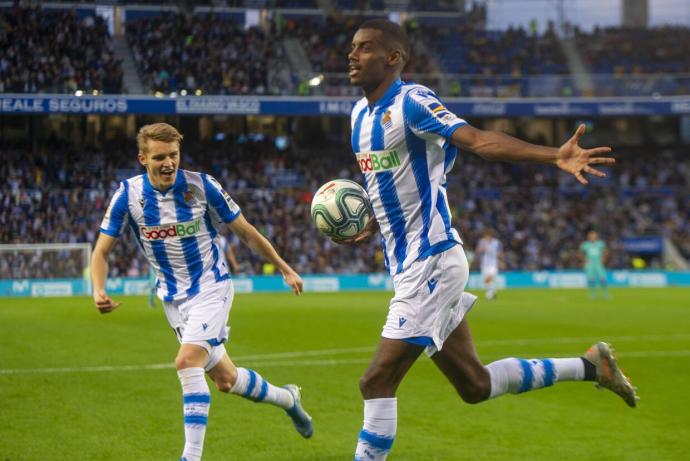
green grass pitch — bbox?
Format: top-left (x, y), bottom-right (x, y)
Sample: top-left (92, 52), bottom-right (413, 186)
top-left (1, 287), bottom-right (689, 460)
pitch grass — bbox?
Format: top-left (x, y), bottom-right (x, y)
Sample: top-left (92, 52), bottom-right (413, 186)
top-left (1, 288), bottom-right (689, 460)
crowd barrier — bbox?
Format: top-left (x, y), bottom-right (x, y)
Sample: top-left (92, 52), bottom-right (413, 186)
top-left (2, 271), bottom-right (689, 297)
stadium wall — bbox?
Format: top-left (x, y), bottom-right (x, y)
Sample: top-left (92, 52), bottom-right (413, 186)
top-left (2, 271), bottom-right (690, 297)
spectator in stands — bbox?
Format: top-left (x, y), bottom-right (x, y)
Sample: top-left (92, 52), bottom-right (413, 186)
top-left (1, 136), bottom-right (686, 278)
top-left (0, 6), bottom-right (122, 94)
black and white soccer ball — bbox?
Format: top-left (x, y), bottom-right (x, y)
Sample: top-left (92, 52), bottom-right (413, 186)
top-left (310, 179), bottom-right (373, 240)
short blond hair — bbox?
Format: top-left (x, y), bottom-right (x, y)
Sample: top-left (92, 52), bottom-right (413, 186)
top-left (137, 123), bottom-right (184, 153)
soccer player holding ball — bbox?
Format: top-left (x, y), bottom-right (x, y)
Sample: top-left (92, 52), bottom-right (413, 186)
top-left (91, 123), bottom-right (313, 461)
top-left (342, 19), bottom-right (637, 460)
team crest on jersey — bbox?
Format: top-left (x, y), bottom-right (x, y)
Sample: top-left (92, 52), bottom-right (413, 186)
top-left (184, 191), bottom-right (194, 202)
top-left (381, 110), bottom-right (393, 130)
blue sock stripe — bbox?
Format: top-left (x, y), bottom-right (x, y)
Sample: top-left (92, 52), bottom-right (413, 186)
top-left (542, 359), bottom-right (555, 387)
top-left (358, 429), bottom-right (395, 451)
top-left (243, 369), bottom-right (257, 398)
top-left (256, 378), bottom-right (269, 402)
top-left (184, 414), bottom-right (208, 426)
top-left (183, 393), bottom-right (211, 404)
top-left (518, 359), bottom-right (534, 393)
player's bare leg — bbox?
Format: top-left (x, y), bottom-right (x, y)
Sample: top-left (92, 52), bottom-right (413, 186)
top-left (430, 319), bottom-right (492, 403)
top-left (484, 274), bottom-right (496, 300)
top-left (207, 353), bottom-right (313, 438)
top-left (354, 338), bottom-right (424, 460)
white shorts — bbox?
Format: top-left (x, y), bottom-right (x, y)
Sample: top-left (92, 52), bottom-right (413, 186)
top-left (481, 265), bottom-right (498, 279)
top-left (163, 279), bottom-right (234, 371)
top-left (382, 245), bottom-right (477, 356)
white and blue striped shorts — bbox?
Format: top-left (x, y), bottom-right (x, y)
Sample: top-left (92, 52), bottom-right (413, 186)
top-left (382, 244), bottom-right (476, 356)
top-left (163, 278), bottom-right (233, 370)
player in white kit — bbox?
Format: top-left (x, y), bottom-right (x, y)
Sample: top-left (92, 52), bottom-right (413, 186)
top-left (476, 228), bottom-right (503, 300)
top-left (91, 123), bottom-right (313, 461)
top-left (344, 20), bottom-right (638, 460)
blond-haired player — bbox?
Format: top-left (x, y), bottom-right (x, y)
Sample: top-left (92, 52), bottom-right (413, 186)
top-left (91, 123), bottom-right (313, 461)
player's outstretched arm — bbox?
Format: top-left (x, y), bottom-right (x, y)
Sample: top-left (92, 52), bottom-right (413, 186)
top-left (227, 214), bottom-right (303, 295)
top-left (452, 123), bottom-right (614, 185)
top-left (91, 233), bottom-right (122, 313)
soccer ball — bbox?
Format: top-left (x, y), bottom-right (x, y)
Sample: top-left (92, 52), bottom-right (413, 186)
top-left (311, 179), bottom-right (374, 240)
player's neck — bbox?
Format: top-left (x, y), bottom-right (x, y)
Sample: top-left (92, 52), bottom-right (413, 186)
top-left (364, 74), bottom-right (401, 107)
top-left (147, 172), bottom-right (177, 193)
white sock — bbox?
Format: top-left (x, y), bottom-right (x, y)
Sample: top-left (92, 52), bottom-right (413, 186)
top-left (230, 367), bottom-right (294, 409)
top-left (354, 398), bottom-right (397, 461)
top-left (178, 367), bottom-right (210, 461)
top-left (486, 357), bottom-right (585, 398)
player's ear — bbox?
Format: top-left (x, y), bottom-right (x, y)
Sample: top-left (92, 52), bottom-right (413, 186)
top-left (388, 49), bottom-right (403, 67)
top-left (137, 151), bottom-right (147, 167)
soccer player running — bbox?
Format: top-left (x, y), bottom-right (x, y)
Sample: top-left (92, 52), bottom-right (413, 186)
top-left (580, 230), bottom-right (609, 299)
top-left (476, 228), bottom-right (503, 300)
top-left (91, 123), bottom-right (313, 461)
top-left (345, 20), bottom-right (638, 460)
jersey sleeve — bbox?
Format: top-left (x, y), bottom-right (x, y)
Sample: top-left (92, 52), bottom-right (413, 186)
top-left (403, 89), bottom-right (467, 139)
top-left (99, 181), bottom-right (129, 238)
top-left (202, 174), bottom-right (241, 223)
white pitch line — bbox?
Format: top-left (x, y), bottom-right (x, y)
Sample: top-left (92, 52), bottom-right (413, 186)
top-left (478, 333), bottom-right (690, 347)
top-left (233, 346), bottom-right (374, 361)
top-left (2, 334), bottom-right (690, 375)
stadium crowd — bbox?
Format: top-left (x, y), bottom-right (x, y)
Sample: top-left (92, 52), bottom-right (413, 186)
top-left (3, 5), bottom-right (689, 97)
top-left (126, 13), bottom-right (289, 95)
top-left (0, 5), bottom-right (123, 94)
top-left (1, 136), bottom-right (687, 279)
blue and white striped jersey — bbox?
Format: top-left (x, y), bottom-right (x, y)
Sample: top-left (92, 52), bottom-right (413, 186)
top-left (351, 79), bottom-right (467, 275)
top-left (478, 237), bottom-right (502, 270)
top-left (100, 170), bottom-right (240, 302)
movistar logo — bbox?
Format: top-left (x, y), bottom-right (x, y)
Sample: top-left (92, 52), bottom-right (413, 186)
top-left (140, 219), bottom-right (201, 241)
top-left (356, 149), bottom-right (402, 173)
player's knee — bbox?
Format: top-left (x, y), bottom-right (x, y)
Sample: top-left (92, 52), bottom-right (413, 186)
top-left (359, 366), bottom-right (398, 398)
top-left (175, 354), bottom-right (195, 370)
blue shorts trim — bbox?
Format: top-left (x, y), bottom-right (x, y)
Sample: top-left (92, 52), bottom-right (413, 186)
top-left (401, 336), bottom-right (434, 347)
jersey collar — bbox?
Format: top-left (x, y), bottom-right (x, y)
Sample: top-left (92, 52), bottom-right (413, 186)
top-left (144, 169), bottom-right (184, 196)
top-left (370, 78), bottom-right (402, 111)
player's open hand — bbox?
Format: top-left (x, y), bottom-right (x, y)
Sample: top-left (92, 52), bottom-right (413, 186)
top-left (332, 218), bottom-right (379, 245)
top-left (93, 289), bottom-right (121, 314)
top-left (282, 269), bottom-right (304, 296)
top-left (556, 124), bottom-right (615, 185)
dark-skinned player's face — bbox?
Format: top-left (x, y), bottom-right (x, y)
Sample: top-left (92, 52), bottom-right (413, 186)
top-left (348, 28), bottom-right (394, 91)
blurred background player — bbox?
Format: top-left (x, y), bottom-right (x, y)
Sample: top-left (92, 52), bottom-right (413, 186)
top-left (476, 228), bottom-right (503, 300)
top-left (148, 265), bottom-right (157, 308)
top-left (218, 232), bottom-right (241, 274)
top-left (91, 123), bottom-right (313, 461)
top-left (580, 230), bottom-right (609, 299)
